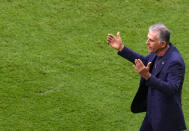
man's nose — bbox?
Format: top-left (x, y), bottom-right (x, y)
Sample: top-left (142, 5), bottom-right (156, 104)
top-left (146, 40), bottom-right (150, 45)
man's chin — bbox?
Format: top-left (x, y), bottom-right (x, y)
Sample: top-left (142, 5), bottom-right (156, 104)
top-left (148, 49), bottom-right (153, 53)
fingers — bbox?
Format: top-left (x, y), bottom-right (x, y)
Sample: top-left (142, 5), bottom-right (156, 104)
top-left (117, 32), bottom-right (120, 39)
top-left (134, 59), bottom-right (145, 66)
top-left (134, 59), bottom-right (142, 66)
top-left (134, 59), bottom-right (151, 72)
top-left (133, 64), bottom-right (137, 71)
top-left (146, 62), bottom-right (152, 71)
top-left (107, 34), bottom-right (115, 44)
top-left (107, 34), bottom-right (114, 38)
top-left (133, 59), bottom-right (151, 80)
top-left (134, 59), bottom-right (144, 71)
top-left (107, 34), bottom-right (114, 41)
top-left (134, 59), bottom-right (140, 71)
top-left (107, 32), bottom-right (121, 44)
top-left (147, 62), bottom-right (152, 67)
top-left (137, 59), bottom-right (144, 65)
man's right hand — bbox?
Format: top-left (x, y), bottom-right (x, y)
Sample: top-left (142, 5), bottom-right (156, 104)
top-left (107, 32), bottom-right (124, 51)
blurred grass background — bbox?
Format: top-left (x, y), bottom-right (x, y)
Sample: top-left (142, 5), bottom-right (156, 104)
top-left (0, 0), bottom-right (189, 130)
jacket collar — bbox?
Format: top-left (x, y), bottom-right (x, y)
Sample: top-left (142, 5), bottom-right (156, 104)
top-left (153, 43), bottom-right (174, 76)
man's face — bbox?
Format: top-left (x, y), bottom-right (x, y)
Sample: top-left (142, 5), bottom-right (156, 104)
top-left (146, 31), bottom-right (161, 53)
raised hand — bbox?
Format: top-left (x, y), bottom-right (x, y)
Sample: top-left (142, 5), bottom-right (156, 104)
top-left (107, 32), bottom-right (124, 51)
top-left (133, 59), bottom-right (152, 80)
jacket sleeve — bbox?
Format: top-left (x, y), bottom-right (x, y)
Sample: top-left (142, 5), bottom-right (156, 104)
top-left (118, 46), bottom-right (148, 65)
top-left (145, 61), bottom-right (185, 96)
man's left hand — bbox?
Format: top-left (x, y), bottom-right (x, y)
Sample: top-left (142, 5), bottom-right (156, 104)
top-left (133, 59), bottom-right (152, 80)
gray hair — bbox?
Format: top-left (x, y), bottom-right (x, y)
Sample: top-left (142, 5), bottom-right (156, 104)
top-left (149, 24), bottom-right (170, 45)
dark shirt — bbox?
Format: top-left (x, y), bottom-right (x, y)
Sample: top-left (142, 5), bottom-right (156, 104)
top-left (147, 56), bottom-right (163, 120)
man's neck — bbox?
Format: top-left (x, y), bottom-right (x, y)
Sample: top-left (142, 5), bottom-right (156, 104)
top-left (156, 45), bottom-right (170, 56)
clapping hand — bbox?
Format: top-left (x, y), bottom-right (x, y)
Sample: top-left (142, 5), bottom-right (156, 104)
top-left (133, 59), bottom-right (152, 80)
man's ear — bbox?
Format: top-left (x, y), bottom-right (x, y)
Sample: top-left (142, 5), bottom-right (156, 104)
top-left (161, 41), bottom-right (167, 48)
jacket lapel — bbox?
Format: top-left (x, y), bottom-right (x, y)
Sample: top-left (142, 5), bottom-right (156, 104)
top-left (154, 57), bottom-right (166, 76)
top-left (154, 44), bottom-right (173, 76)
top-left (148, 53), bottom-right (157, 73)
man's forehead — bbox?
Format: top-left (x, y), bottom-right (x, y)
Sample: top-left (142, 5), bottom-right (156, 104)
top-left (147, 31), bottom-right (159, 38)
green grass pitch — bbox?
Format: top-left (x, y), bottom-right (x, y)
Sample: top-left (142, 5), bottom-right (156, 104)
top-left (0, 0), bottom-right (189, 130)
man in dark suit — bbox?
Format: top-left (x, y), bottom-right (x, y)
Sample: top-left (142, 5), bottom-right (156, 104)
top-left (107, 24), bottom-right (186, 131)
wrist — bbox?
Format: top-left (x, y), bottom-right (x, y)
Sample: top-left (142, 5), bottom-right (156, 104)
top-left (119, 44), bottom-right (124, 51)
top-left (145, 73), bottom-right (151, 80)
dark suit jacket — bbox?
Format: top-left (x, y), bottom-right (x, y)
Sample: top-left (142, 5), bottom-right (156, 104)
top-left (118, 43), bottom-right (186, 130)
